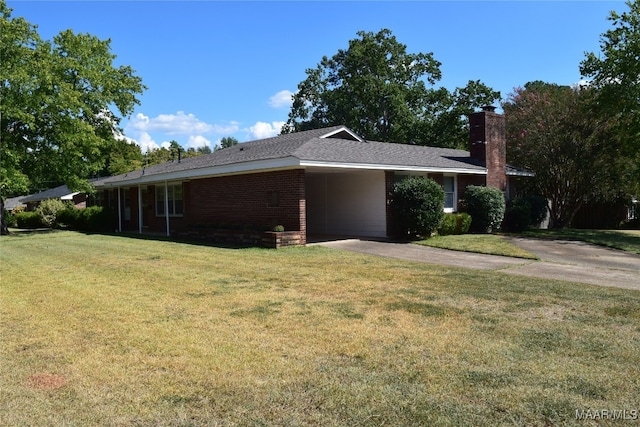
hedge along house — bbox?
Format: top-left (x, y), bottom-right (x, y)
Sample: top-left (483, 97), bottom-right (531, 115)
top-left (94, 108), bottom-right (531, 245)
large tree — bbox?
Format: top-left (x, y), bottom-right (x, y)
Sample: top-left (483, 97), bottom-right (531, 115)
top-left (580, 0), bottom-right (640, 194)
top-left (1, 1), bottom-right (146, 233)
top-left (282, 29), bottom-right (499, 148)
top-left (503, 81), bottom-right (631, 228)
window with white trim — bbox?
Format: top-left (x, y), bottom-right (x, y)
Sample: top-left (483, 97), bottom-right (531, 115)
top-left (442, 175), bottom-right (456, 212)
top-left (156, 184), bottom-right (183, 217)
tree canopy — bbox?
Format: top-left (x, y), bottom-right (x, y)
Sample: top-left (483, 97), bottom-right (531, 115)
top-left (282, 29), bottom-right (499, 148)
top-left (503, 81), bottom-right (632, 228)
top-left (580, 0), bottom-right (640, 194)
top-left (0, 1), bottom-right (146, 199)
top-left (216, 136), bottom-right (239, 151)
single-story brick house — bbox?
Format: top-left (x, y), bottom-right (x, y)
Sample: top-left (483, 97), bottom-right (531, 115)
top-left (94, 108), bottom-right (531, 245)
top-left (21, 184), bottom-right (88, 211)
top-left (4, 195), bottom-right (27, 212)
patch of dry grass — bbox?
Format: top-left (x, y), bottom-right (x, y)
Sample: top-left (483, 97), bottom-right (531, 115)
top-left (1, 231), bottom-right (639, 426)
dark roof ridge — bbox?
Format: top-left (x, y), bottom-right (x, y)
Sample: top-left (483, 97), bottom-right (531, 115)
top-left (238, 125), bottom-right (349, 147)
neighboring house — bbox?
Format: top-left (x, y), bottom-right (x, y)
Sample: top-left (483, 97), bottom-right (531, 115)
top-left (94, 108), bottom-right (532, 245)
top-left (21, 184), bottom-right (88, 211)
top-left (4, 195), bottom-right (27, 212)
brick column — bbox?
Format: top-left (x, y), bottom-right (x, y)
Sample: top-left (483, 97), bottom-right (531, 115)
top-left (469, 107), bottom-right (507, 191)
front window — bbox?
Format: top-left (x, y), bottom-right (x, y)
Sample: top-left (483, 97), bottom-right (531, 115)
top-left (156, 184), bottom-right (183, 217)
top-left (107, 190), bottom-right (115, 208)
top-left (443, 176), bottom-right (456, 212)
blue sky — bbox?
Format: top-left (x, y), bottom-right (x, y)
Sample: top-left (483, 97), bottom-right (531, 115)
top-left (8, 1), bottom-right (627, 151)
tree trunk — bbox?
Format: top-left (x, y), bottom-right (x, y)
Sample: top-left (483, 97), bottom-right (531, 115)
top-left (566, 199), bottom-right (585, 229)
top-left (1, 198), bottom-right (9, 235)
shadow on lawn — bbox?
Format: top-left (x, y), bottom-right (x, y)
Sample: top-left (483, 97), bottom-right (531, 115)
top-left (5, 227), bottom-right (258, 250)
top-left (106, 231), bottom-right (268, 250)
top-left (519, 229), bottom-right (640, 254)
top-left (4, 228), bottom-right (63, 237)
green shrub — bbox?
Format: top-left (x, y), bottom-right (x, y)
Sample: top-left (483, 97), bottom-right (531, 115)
top-left (15, 211), bottom-right (45, 229)
top-left (272, 225), bottom-right (285, 232)
top-left (462, 186), bottom-right (505, 233)
top-left (4, 211), bottom-right (17, 227)
top-left (437, 213), bottom-right (472, 236)
top-left (390, 177), bottom-right (445, 239)
top-left (503, 195), bottom-right (548, 232)
top-left (56, 207), bottom-right (81, 229)
top-left (504, 201), bottom-right (530, 232)
top-left (526, 195), bottom-right (548, 227)
top-left (36, 198), bottom-right (68, 228)
top-left (53, 206), bottom-right (115, 232)
top-left (78, 206), bottom-right (116, 232)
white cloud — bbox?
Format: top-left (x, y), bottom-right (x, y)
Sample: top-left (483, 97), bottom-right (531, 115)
top-left (249, 121), bottom-right (286, 139)
top-left (211, 121), bottom-right (241, 135)
top-left (123, 111), bottom-right (242, 153)
top-left (269, 90), bottom-right (294, 109)
top-left (124, 131), bottom-right (159, 153)
top-left (129, 111), bottom-right (214, 135)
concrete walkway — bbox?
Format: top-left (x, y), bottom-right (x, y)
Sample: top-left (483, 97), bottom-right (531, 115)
top-left (314, 238), bottom-right (640, 291)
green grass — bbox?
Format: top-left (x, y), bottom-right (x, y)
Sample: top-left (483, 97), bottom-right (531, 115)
top-left (1, 231), bottom-right (639, 426)
top-left (520, 228), bottom-right (640, 254)
top-left (416, 233), bottom-right (539, 259)
top-left (417, 229), bottom-right (640, 257)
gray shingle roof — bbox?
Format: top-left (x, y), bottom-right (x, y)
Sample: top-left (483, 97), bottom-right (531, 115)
top-left (97, 125), bottom-right (531, 187)
top-left (99, 126), bottom-right (348, 185)
top-left (21, 185), bottom-right (77, 203)
top-left (292, 137), bottom-right (484, 170)
top-left (4, 195), bottom-right (27, 210)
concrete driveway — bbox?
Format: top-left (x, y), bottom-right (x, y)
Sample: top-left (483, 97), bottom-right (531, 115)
top-left (314, 238), bottom-right (640, 291)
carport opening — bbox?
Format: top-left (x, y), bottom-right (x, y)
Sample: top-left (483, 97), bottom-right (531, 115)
top-left (305, 169), bottom-right (388, 240)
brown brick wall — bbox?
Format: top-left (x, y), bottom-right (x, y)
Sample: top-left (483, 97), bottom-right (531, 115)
top-left (457, 175), bottom-right (486, 199)
top-left (187, 169), bottom-right (306, 240)
top-left (102, 170), bottom-right (306, 242)
top-left (430, 173), bottom-right (444, 186)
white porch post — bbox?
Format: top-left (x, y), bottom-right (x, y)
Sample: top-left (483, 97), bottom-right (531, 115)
top-left (138, 184), bottom-right (143, 234)
top-left (164, 181), bottom-right (170, 237)
top-left (117, 187), bottom-right (122, 232)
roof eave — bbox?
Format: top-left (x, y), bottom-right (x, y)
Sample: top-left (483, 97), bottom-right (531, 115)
top-left (299, 160), bottom-right (487, 175)
top-left (97, 157), bottom-right (303, 188)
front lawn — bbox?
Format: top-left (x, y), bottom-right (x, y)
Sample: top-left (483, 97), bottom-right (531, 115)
top-left (1, 231), bottom-right (639, 426)
top-left (416, 234), bottom-right (539, 259)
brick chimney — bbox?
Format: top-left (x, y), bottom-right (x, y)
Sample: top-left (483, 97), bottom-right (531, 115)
top-left (469, 106), bottom-right (506, 191)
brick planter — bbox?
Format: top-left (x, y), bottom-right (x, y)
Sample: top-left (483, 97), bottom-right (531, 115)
top-left (262, 231), bottom-right (305, 248)
top-left (179, 226), bottom-right (305, 248)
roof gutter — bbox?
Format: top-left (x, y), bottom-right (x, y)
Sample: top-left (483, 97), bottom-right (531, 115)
top-left (299, 160), bottom-right (487, 175)
top-left (96, 158), bottom-right (526, 189)
top-left (97, 157), bottom-right (302, 188)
